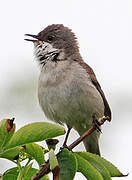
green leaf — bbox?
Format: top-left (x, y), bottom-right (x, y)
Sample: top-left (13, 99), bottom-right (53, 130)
top-left (21, 163), bottom-right (33, 180)
top-left (2, 167), bottom-right (19, 180)
top-left (49, 149), bottom-right (59, 170)
top-left (0, 147), bottom-right (22, 161)
top-left (23, 167), bottom-right (49, 180)
top-left (57, 148), bottom-right (77, 180)
top-left (84, 152), bottom-right (124, 177)
top-left (2, 167), bottom-right (49, 180)
top-left (25, 143), bottom-right (44, 166)
top-left (75, 153), bottom-right (103, 180)
top-left (0, 118), bottom-right (15, 150)
top-left (75, 152), bottom-right (111, 180)
top-left (4, 122), bottom-right (65, 150)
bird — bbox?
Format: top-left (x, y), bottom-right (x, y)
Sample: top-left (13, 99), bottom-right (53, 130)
top-left (25, 24), bottom-right (111, 155)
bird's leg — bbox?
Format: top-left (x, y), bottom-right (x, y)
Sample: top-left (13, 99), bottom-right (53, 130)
top-left (63, 125), bottom-right (72, 148)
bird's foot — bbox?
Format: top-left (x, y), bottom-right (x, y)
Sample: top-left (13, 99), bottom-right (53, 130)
top-left (92, 115), bottom-right (110, 133)
top-left (92, 115), bottom-right (102, 133)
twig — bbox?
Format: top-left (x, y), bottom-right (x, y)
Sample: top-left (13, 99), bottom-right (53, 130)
top-left (68, 125), bottom-right (96, 151)
top-left (30, 116), bottom-right (109, 180)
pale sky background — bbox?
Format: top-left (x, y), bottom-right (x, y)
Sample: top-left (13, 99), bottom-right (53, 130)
top-left (0, 0), bottom-right (132, 179)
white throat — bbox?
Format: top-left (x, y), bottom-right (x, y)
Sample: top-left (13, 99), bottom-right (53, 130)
top-left (34, 41), bottom-right (65, 67)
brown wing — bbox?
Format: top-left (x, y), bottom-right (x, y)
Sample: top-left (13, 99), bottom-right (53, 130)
top-left (78, 61), bottom-right (112, 121)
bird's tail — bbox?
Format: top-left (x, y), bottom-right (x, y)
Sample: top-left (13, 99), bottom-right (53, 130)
top-left (77, 126), bottom-right (100, 155)
top-left (82, 131), bottom-right (100, 155)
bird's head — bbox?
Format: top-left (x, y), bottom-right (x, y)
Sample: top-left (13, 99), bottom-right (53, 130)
top-left (25, 24), bottom-right (79, 66)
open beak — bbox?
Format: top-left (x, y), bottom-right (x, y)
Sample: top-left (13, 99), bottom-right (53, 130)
top-left (24, 34), bottom-right (39, 42)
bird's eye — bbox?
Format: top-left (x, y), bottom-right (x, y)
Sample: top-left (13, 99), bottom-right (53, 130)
top-left (47, 35), bottom-right (54, 42)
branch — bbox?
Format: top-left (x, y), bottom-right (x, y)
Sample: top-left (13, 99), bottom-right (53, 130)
top-left (68, 115), bottom-right (109, 150)
top-left (30, 116), bottom-right (109, 180)
top-left (30, 161), bottom-right (50, 180)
